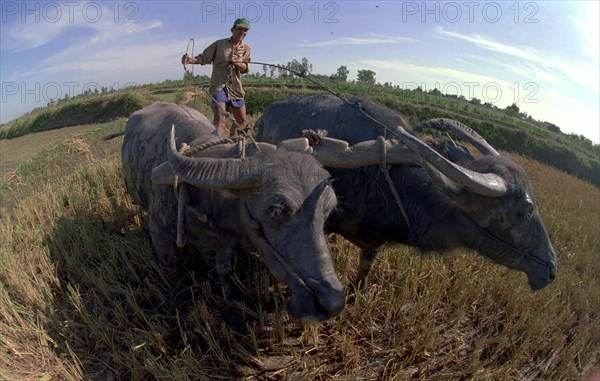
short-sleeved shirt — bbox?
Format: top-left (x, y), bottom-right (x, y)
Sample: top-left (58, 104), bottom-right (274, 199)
top-left (194, 38), bottom-right (251, 100)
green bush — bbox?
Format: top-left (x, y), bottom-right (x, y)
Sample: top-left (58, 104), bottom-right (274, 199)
top-left (244, 89), bottom-right (290, 115)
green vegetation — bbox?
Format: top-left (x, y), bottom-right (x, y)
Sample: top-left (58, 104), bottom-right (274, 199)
top-left (3, 73), bottom-right (597, 186)
top-left (0, 104), bottom-right (598, 379)
top-left (0, 92), bottom-right (149, 139)
top-left (357, 69), bottom-right (377, 86)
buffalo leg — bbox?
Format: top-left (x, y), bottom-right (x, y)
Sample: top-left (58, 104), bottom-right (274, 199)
top-left (355, 247), bottom-right (381, 287)
top-left (148, 216), bottom-right (175, 273)
top-left (215, 248), bottom-right (235, 299)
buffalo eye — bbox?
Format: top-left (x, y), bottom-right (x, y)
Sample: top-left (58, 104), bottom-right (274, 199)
top-left (265, 198), bottom-right (293, 221)
top-left (510, 196), bottom-right (535, 223)
top-left (523, 194), bottom-right (535, 219)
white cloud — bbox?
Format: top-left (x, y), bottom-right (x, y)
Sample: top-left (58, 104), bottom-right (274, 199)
top-left (2, 3), bottom-right (163, 52)
top-left (4, 17), bottom-right (72, 51)
top-left (435, 27), bottom-right (599, 95)
top-left (357, 58), bottom-right (599, 143)
top-left (1, 7), bottom-right (212, 123)
top-left (297, 33), bottom-right (416, 47)
top-left (576, 1), bottom-right (600, 64)
top-left (437, 28), bottom-right (538, 61)
top-left (531, 89), bottom-right (599, 142)
top-left (361, 58), bottom-right (514, 92)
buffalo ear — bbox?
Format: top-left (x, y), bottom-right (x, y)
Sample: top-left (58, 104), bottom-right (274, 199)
top-left (151, 162), bottom-right (177, 185)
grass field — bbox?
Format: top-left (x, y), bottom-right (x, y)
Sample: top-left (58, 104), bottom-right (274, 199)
top-left (0, 89), bottom-right (599, 380)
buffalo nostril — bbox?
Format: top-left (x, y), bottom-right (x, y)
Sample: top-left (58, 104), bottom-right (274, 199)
top-left (316, 294), bottom-right (345, 320)
top-left (328, 297), bottom-right (345, 317)
top-left (305, 278), bottom-right (345, 319)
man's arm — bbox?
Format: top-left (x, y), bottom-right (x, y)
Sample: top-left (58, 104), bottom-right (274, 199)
top-left (230, 57), bottom-right (249, 73)
top-left (231, 45), bottom-right (251, 73)
top-left (182, 41), bottom-right (217, 65)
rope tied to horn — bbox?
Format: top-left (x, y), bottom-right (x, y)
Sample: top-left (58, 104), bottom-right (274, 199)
top-left (302, 129), bottom-right (328, 145)
top-left (378, 136), bottom-right (412, 233)
top-left (302, 130), bottom-right (413, 234)
top-left (173, 123), bottom-right (258, 248)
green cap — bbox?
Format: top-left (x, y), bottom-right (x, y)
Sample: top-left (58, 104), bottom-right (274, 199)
top-left (233, 18), bottom-right (250, 29)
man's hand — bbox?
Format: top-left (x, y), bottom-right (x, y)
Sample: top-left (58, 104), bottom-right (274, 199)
top-left (229, 55), bottom-right (248, 72)
top-left (181, 54), bottom-right (197, 65)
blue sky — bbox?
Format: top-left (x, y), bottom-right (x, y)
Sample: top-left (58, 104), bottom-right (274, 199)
top-left (1, 1), bottom-right (598, 143)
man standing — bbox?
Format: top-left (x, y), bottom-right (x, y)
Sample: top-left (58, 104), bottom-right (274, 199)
top-left (182, 18), bottom-right (251, 137)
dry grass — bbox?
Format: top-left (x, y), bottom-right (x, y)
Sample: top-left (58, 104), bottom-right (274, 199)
top-left (0, 124), bottom-right (100, 177)
top-left (0, 127), bottom-right (598, 380)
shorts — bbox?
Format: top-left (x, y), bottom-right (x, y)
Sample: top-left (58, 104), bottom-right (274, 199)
top-left (213, 87), bottom-right (245, 108)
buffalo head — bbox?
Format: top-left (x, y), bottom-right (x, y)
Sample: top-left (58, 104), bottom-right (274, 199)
top-left (254, 93), bottom-right (557, 291)
top-left (155, 126), bottom-right (344, 321)
top-left (395, 119), bottom-right (557, 290)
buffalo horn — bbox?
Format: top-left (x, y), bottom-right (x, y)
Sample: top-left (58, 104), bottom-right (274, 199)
top-left (395, 126), bottom-right (507, 197)
top-left (417, 118), bottom-right (499, 157)
top-left (167, 126), bottom-right (265, 189)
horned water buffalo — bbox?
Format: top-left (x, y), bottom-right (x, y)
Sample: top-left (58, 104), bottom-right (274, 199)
top-left (121, 102), bottom-right (344, 322)
top-left (255, 93), bottom-right (557, 290)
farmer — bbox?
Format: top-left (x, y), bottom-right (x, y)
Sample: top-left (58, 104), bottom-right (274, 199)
top-left (181, 18), bottom-right (251, 137)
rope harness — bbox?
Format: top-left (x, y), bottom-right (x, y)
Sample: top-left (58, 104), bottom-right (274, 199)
top-left (180, 40), bottom-right (413, 235)
top-left (246, 60), bottom-right (413, 231)
top-left (378, 136), bottom-right (412, 231)
top-left (173, 133), bottom-right (253, 248)
top-left (301, 129), bottom-right (411, 231)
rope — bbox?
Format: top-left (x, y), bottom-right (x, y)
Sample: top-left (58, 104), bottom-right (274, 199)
top-left (302, 131), bottom-right (413, 234)
top-left (184, 39), bottom-right (199, 108)
top-left (251, 60), bottom-right (414, 234)
top-left (301, 129), bottom-right (328, 145)
top-left (378, 136), bottom-right (411, 232)
top-left (184, 38), bottom-right (195, 76)
top-left (179, 136), bottom-right (244, 156)
top-left (181, 44), bottom-right (414, 235)
top-left (250, 60), bottom-right (403, 141)
top-left (181, 39), bottom-right (263, 157)
top-left (182, 39), bottom-right (246, 137)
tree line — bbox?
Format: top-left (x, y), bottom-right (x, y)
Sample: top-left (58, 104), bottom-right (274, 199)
top-left (257, 58), bottom-right (377, 86)
top-left (182, 56), bottom-right (597, 152)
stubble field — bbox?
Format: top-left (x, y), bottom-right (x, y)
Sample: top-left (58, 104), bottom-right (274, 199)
top-left (0, 106), bottom-right (598, 380)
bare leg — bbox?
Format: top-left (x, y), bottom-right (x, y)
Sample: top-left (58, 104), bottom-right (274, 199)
top-left (229, 104), bottom-right (247, 136)
top-left (212, 101), bottom-right (227, 137)
top-left (148, 215), bottom-right (175, 273)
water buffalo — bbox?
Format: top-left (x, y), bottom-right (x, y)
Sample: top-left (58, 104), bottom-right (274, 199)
top-left (121, 102), bottom-right (344, 322)
top-left (255, 93), bottom-right (557, 290)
